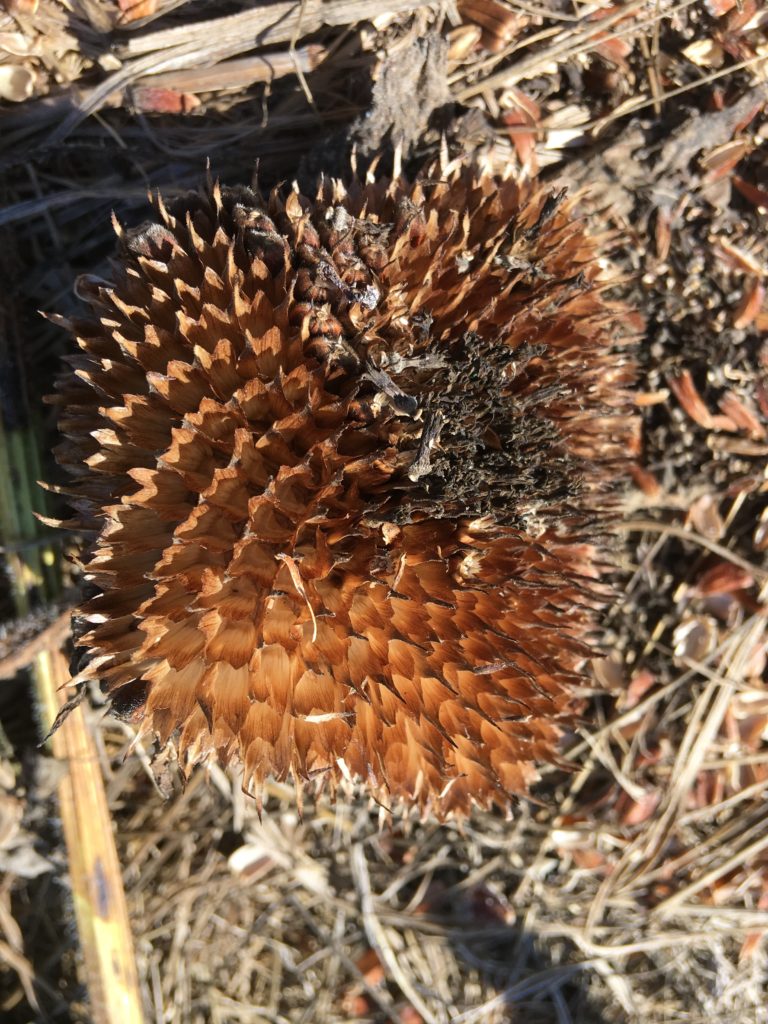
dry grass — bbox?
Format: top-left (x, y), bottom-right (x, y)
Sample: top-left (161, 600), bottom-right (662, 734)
top-left (1, 0), bottom-right (768, 1021)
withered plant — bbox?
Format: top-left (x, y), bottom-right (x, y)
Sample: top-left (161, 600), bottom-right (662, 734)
top-left (51, 165), bottom-right (639, 814)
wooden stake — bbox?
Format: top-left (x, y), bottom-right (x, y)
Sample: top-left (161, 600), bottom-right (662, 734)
top-left (36, 649), bottom-right (145, 1024)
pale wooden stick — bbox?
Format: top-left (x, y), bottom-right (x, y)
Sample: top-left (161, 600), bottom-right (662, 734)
top-left (36, 648), bottom-right (145, 1024)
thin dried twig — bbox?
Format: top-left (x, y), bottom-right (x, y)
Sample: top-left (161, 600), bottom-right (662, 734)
top-left (351, 843), bottom-right (440, 1024)
top-left (618, 519), bottom-right (768, 583)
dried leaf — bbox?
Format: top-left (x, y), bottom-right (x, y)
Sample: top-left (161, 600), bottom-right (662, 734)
top-left (593, 31), bottom-right (633, 68)
top-left (543, 104), bottom-right (591, 150)
top-left (686, 494), bottom-right (725, 541)
top-left (621, 789), bottom-right (661, 826)
top-left (447, 24), bottom-right (481, 62)
top-left (701, 139), bottom-right (748, 180)
top-left (691, 561), bottom-right (754, 597)
top-left (0, 0), bottom-right (38, 13)
top-left (458, 0), bottom-right (527, 53)
top-left (0, 64), bottom-right (35, 102)
top-left (668, 370), bottom-right (737, 432)
top-left (732, 175), bottom-right (768, 210)
top-left (621, 669), bottom-right (656, 710)
top-left (634, 389), bottom-right (670, 407)
top-left (592, 653), bottom-right (624, 692)
top-left (629, 465), bottom-right (661, 499)
top-left (733, 279), bottom-right (766, 331)
top-left (132, 86), bottom-right (200, 114)
top-left (654, 205), bottom-right (672, 260)
top-left (673, 617), bottom-right (718, 663)
top-left (118, 0), bottom-right (157, 24)
top-left (718, 390), bottom-right (765, 438)
top-left (0, 31), bottom-right (31, 56)
top-left (683, 39), bottom-right (725, 67)
top-left (707, 0), bottom-right (738, 13)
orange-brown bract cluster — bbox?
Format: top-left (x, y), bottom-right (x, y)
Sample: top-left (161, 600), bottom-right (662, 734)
top-left (53, 166), bottom-right (639, 815)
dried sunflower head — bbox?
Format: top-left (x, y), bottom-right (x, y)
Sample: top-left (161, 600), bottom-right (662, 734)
top-left (52, 164), bottom-right (639, 815)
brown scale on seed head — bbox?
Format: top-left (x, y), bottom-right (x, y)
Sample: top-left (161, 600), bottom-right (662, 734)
top-left (51, 163), bottom-right (640, 815)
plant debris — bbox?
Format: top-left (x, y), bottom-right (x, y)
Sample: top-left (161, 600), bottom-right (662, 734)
top-left (1, 0), bottom-right (767, 1021)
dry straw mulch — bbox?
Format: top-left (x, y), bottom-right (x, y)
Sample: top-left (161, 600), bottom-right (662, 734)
top-left (1, 1), bottom-right (768, 1022)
